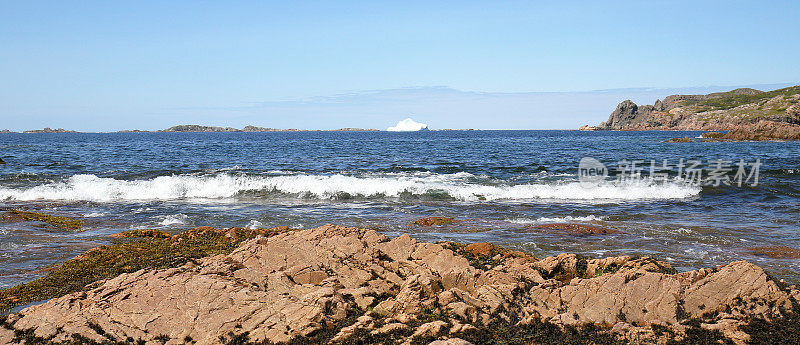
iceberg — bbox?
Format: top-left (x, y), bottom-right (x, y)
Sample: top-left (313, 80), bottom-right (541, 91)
top-left (387, 118), bottom-right (429, 132)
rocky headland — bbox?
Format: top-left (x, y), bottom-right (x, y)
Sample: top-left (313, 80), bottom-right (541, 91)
top-left (596, 85), bottom-right (800, 140)
top-left (1, 224), bottom-right (798, 345)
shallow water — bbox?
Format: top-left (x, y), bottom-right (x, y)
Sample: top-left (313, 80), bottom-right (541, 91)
top-left (1, 130), bottom-right (799, 287)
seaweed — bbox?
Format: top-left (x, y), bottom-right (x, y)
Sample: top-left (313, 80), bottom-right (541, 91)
top-left (4, 210), bottom-right (83, 230)
top-left (0, 226), bottom-right (292, 313)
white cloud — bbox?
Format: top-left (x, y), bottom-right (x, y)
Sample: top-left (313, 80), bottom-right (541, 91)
top-left (387, 118), bottom-right (428, 131)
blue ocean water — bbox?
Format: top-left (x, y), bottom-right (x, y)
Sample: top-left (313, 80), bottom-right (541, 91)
top-left (1, 130), bottom-right (799, 287)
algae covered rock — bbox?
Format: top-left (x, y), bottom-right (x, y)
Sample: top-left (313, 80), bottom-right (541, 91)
top-left (412, 216), bottom-right (457, 226)
top-left (2, 210), bottom-right (82, 230)
top-left (2, 225), bottom-right (798, 344)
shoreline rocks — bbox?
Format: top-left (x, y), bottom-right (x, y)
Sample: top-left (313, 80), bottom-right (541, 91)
top-left (1, 225), bottom-right (798, 344)
top-left (594, 85), bottom-right (800, 141)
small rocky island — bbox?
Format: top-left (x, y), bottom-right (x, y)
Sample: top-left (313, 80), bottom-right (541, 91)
top-left (1, 222), bottom-right (798, 344)
top-left (159, 125), bottom-right (380, 132)
top-left (22, 127), bottom-right (77, 133)
top-left (592, 85), bottom-right (800, 140)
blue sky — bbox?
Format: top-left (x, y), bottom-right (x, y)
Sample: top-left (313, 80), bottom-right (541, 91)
top-left (1, 1), bottom-right (799, 131)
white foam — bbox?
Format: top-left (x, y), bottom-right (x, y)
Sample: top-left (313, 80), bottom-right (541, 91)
top-left (246, 220), bottom-right (265, 229)
top-left (508, 215), bottom-right (605, 224)
top-left (159, 213), bottom-right (189, 226)
top-left (0, 173), bottom-right (701, 202)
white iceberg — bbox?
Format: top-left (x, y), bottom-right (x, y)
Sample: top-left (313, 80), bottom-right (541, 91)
top-left (387, 118), bottom-right (428, 132)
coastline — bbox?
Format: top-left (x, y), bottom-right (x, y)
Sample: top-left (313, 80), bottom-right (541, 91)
top-left (1, 223), bottom-right (798, 345)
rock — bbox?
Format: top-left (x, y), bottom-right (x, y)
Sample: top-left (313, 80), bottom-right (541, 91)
top-left (429, 338), bottom-right (474, 345)
top-left (717, 120), bottom-right (800, 141)
top-left (533, 222), bottom-right (623, 235)
top-left (787, 103), bottom-right (800, 124)
top-left (161, 124), bottom-right (242, 132)
top-left (411, 320), bottom-right (449, 339)
top-left (1, 210), bottom-right (82, 230)
top-left (412, 216), bottom-right (456, 226)
top-left (578, 125), bottom-right (596, 131)
top-left (23, 127), bottom-right (77, 133)
top-left (0, 157), bottom-right (4, 164)
top-left (2, 225), bottom-right (798, 344)
top-left (463, 243), bottom-right (494, 256)
top-left (748, 245), bottom-right (800, 259)
top-left (596, 85), bottom-right (800, 132)
top-left (110, 229), bottom-right (172, 238)
top-left (666, 136), bottom-right (692, 143)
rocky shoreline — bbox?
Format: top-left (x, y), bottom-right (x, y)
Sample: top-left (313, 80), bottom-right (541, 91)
top-left (592, 85), bottom-right (800, 141)
top-left (1, 224), bottom-right (798, 344)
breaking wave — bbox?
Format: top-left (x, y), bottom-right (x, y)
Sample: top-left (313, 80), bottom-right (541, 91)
top-left (508, 215), bottom-right (605, 224)
top-left (0, 173), bottom-right (701, 202)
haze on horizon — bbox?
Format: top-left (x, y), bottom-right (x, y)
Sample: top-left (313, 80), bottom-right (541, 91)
top-left (1, 1), bottom-right (799, 132)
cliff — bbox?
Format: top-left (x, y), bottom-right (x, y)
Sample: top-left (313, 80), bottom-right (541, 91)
top-left (598, 86), bottom-right (800, 131)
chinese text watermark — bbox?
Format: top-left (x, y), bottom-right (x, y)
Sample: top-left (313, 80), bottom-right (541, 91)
top-left (578, 158), bottom-right (761, 187)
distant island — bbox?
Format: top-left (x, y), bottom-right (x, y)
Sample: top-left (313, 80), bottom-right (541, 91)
top-left (584, 85), bottom-right (800, 140)
top-left (23, 127), bottom-right (77, 133)
top-left (157, 125), bottom-right (380, 132)
top-left (2, 125), bottom-right (381, 133)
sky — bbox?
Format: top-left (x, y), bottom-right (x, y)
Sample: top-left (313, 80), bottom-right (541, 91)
top-left (1, 1), bottom-right (799, 131)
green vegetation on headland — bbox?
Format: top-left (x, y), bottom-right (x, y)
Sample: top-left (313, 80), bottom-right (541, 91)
top-left (0, 226), bottom-right (292, 313)
top-left (595, 85), bottom-right (800, 140)
top-left (683, 86), bottom-right (800, 112)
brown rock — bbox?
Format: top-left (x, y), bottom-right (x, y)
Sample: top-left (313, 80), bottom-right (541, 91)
top-left (3, 225), bottom-right (798, 344)
top-left (666, 136), bottom-right (692, 143)
top-left (412, 217), bottom-right (456, 226)
top-left (534, 222), bottom-right (623, 235)
top-left (429, 337), bottom-right (474, 345)
top-left (748, 245), bottom-right (800, 259)
top-left (719, 120), bottom-right (800, 141)
top-left (463, 242), bottom-right (494, 256)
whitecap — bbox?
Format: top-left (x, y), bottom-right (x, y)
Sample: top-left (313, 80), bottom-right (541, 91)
top-left (0, 173), bottom-right (701, 202)
top-left (159, 214), bottom-right (189, 226)
top-left (508, 215), bottom-right (605, 224)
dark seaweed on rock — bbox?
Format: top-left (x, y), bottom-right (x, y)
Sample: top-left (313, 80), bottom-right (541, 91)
top-left (1, 210), bottom-right (83, 230)
top-left (0, 226), bottom-right (292, 313)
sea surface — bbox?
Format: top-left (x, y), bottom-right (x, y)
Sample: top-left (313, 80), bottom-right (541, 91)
top-left (1, 130), bottom-right (799, 288)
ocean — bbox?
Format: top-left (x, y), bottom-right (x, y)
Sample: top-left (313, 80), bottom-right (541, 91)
top-left (1, 130), bottom-right (799, 288)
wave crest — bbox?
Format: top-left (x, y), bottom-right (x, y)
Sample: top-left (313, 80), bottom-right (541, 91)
top-left (0, 173), bottom-right (701, 202)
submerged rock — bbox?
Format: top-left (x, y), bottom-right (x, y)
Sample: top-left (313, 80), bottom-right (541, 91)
top-left (748, 245), bottom-right (800, 259)
top-left (1, 225), bottom-right (798, 344)
top-left (666, 136), bottom-right (692, 143)
top-left (412, 216), bottom-right (457, 226)
top-left (1, 210), bottom-right (82, 230)
top-left (534, 222), bottom-right (623, 235)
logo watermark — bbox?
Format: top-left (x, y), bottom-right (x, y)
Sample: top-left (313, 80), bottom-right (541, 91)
top-left (578, 158), bottom-right (761, 187)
